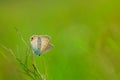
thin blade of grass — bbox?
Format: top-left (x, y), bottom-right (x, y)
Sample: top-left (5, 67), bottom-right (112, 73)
top-left (14, 27), bottom-right (30, 67)
top-left (31, 52), bottom-right (43, 80)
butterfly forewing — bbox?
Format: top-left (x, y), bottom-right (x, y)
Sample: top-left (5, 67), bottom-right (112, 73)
top-left (31, 36), bottom-right (38, 50)
top-left (30, 35), bottom-right (40, 55)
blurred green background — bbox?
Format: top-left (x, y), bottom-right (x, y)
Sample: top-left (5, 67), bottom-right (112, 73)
top-left (0, 0), bottom-right (120, 80)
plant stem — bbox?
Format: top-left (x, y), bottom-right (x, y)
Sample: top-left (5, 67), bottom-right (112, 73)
top-left (31, 52), bottom-right (43, 80)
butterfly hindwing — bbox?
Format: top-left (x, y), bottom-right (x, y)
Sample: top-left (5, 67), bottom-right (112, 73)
top-left (39, 35), bottom-right (50, 53)
top-left (41, 44), bottom-right (53, 54)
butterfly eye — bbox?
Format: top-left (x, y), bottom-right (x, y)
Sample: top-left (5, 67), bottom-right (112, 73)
top-left (31, 37), bottom-right (34, 41)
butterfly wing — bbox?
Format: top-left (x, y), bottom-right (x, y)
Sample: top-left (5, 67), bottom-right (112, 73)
top-left (30, 35), bottom-right (40, 55)
top-left (41, 44), bottom-right (53, 53)
top-left (39, 35), bottom-right (50, 53)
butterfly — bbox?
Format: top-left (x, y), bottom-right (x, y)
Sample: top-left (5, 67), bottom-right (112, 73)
top-left (30, 35), bottom-right (53, 56)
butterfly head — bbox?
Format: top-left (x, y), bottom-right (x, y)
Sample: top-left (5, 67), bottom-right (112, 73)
top-left (30, 35), bottom-right (38, 43)
top-left (30, 35), bottom-right (37, 41)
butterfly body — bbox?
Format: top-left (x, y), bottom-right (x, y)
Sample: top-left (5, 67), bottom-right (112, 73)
top-left (30, 35), bottom-right (53, 56)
